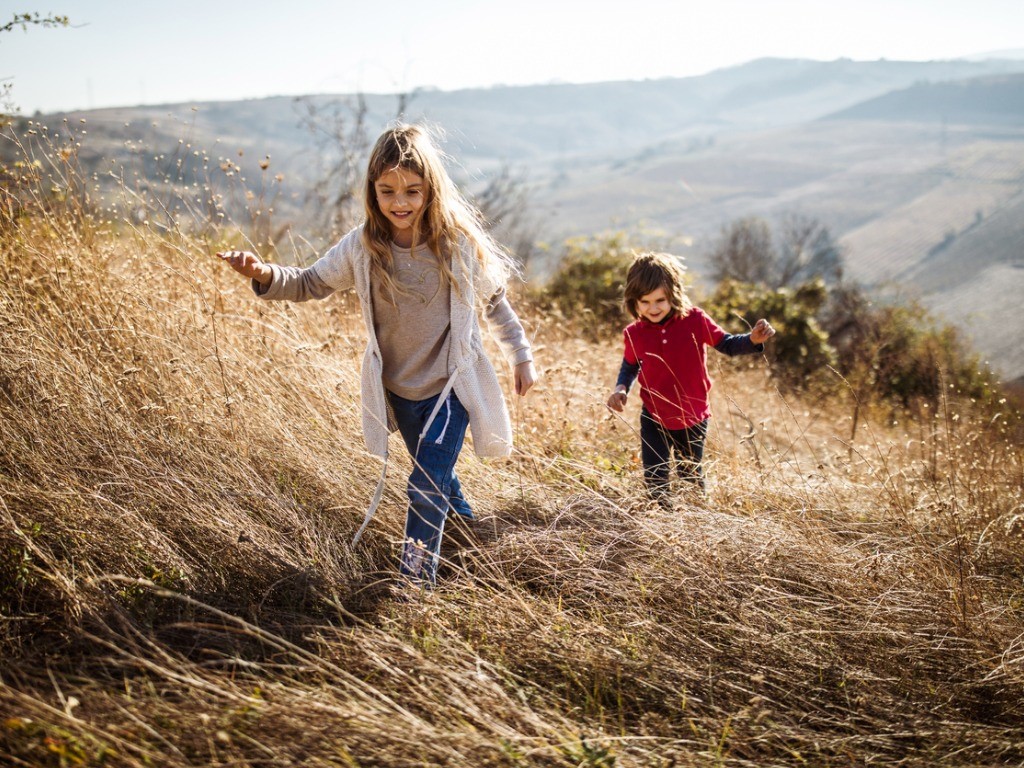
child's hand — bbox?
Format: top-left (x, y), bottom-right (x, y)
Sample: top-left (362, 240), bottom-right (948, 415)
top-left (750, 318), bottom-right (775, 345)
top-left (607, 389), bottom-right (627, 412)
top-left (217, 250), bottom-right (272, 286)
top-left (514, 360), bottom-right (537, 396)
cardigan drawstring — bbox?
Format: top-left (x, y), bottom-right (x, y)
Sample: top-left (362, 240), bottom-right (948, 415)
top-left (417, 368), bottom-right (460, 450)
top-left (351, 450), bottom-right (388, 546)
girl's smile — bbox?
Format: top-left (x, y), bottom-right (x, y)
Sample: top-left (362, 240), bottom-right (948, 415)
top-left (374, 167), bottom-right (426, 246)
top-left (637, 285), bottom-right (673, 323)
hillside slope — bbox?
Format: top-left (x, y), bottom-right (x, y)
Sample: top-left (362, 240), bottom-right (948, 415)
top-left (17, 57), bottom-right (1024, 192)
top-left (8, 59), bottom-right (1024, 380)
top-left (825, 73), bottom-right (1024, 125)
top-left (2, 195), bottom-right (1024, 764)
top-left (907, 192), bottom-right (1024, 384)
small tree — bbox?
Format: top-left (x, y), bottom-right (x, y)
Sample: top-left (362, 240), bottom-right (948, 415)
top-left (294, 90), bottom-right (415, 241)
top-left (1, 12), bottom-right (71, 122)
top-left (821, 285), bottom-right (993, 411)
top-left (472, 164), bottom-right (542, 268)
top-left (709, 213), bottom-right (843, 289)
top-left (709, 216), bottom-right (775, 285)
top-left (294, 94), bottom-right (372, 240)
top-left (776, 213), bottom-right (843, 287)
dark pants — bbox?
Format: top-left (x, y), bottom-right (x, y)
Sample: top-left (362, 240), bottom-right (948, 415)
top-left (388, 390), bottom-right (473, 584)
top-left (640, 408), bottom-right (708, 503)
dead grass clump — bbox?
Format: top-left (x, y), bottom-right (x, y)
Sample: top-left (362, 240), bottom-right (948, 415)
top-left (431, 484), bottom-right (1024, 763)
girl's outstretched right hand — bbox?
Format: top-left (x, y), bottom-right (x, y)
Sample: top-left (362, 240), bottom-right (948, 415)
top-left (216, 250), bottom-right (272, 286)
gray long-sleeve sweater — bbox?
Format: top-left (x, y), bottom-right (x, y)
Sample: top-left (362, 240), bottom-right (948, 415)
top-left (254, 225), bottom-right (532, 458)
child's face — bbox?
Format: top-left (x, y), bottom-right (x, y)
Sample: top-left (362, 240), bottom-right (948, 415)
top-left (374, 167), bottom-right (426, 245)
top-left (636, 285), bottom-right (673, 323)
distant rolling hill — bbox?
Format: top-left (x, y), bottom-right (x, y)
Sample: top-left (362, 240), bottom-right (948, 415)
top-left (8, 57), bottom-right (1024, 382)
top-left (817, 73), bottom-right (1024, 385)
top-left (825, 73), bottom-right (1024, 125)
top-left (17, 56), bottom-right (1024, 185)
top-left (409, 57), bottom-right (1024, 166)
top-left (904, 191), bottom-right (1024, 385)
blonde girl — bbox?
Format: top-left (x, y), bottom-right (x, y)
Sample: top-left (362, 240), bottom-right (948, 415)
top-left (218, 124), bottom-right (536, 585)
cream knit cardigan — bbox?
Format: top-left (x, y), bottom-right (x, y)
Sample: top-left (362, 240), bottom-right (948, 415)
top-left (257, 225), bottom-right (532, 459)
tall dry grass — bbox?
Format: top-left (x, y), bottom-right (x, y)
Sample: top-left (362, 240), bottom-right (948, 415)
top-left (1, 121), bottom-right (1023, 766)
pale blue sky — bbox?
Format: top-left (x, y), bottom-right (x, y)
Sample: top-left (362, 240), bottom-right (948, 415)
top-left (4, 0), bottom-right (1023, 114)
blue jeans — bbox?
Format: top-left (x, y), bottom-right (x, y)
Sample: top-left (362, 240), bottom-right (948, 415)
top-left (640, 408), bottom-right (708, 503)
top-left (388, 390), bottom-right (473, 584)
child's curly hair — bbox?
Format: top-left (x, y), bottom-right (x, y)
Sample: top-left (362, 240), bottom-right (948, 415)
top-left (623, 251), bottom-right (692, 320)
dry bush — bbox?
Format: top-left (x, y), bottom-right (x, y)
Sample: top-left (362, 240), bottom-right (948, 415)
top-left (1, 128), bottom-right (1023, 767)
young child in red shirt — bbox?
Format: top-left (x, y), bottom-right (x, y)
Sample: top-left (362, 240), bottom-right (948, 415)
top-left (607, 252), bottom-right (775, 504)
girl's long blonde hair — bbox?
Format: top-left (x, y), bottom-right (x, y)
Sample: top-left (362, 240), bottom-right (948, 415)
top-left (362, 124), bottom-right (516, 303)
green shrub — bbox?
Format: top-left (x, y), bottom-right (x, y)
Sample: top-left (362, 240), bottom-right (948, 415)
top-left (708, 278), bottom-right (997, 408)
top-left (706, 278), bottom-right (836, 389)
top-left (822, 287), bottom-right (997, 409)
top-left (540, 232), bottom-right (640, 328)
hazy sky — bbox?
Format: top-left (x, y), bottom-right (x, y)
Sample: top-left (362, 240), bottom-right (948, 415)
top-left (4, 0), bottom-right (1023, 114)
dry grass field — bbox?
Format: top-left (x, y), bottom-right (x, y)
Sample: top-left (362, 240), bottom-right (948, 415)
top-left (2, 125), bottom-right (1024, 767)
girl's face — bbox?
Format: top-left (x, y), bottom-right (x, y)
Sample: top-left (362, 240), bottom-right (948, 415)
top-left (636, 285), bottom-right (673, 323)
top-left (374, 167), bottom-right (427, 246)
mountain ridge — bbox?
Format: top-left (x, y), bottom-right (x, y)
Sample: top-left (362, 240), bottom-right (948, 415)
top-left (11, 56), bottom-right (1024, 381)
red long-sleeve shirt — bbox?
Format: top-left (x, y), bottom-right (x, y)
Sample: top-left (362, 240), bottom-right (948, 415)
top-left (621, 308), bottom-right (730, 430)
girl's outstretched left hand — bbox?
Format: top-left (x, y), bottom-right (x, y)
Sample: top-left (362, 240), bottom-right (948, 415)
top-left (514, 360), bottom-right (537, 396)
top-left (750, 318), bottom-right (776, 345)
